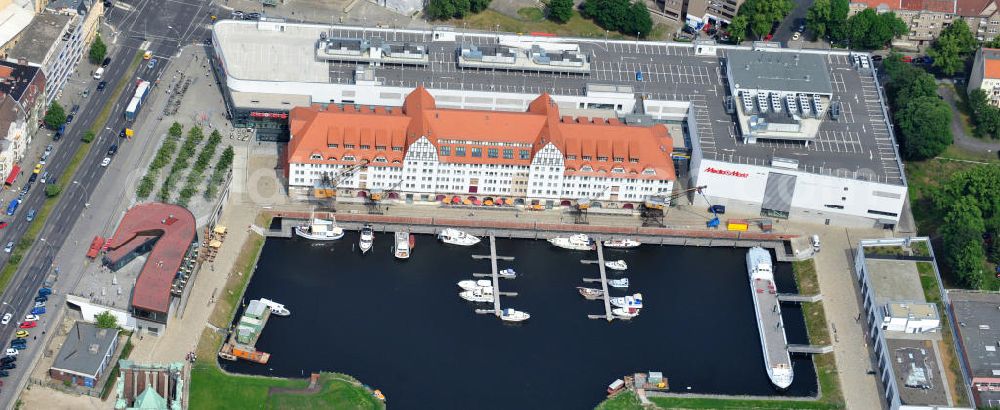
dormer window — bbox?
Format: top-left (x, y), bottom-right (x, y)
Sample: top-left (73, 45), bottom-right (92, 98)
top-left (597, 156), bottom-right (608, 162)
top-left (567, 155), bottom-right (577, 160)
top-left (642, 168), bottom-right (655, 175)
top-left (613, 157), bottom-right (623, 162)
top-left (374, 157), bottom-right (387, 163)
top-left (582, 155), bottom-right (592, 161)
top-left (612, 167), bottom-right (624, 173)
top-left (343, 155), bottom-right (356, 162)
top-left (310, 153), bottom-right (322, 160)
top-left (581, 165), bottom-right (593, 172)
top-left (629, 158), bottom-right (639, 163)
top-left (327, 156), bottom-right (337, 161)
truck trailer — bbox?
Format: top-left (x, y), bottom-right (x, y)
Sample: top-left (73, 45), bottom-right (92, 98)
top-left (124, 80), bottom-right (151, 121)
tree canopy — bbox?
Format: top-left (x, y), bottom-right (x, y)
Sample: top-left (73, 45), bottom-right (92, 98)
top-left (844, 9), bottom-right (906, 49)
top-left (581, 0), bottom-right (652, 37)
top-left (88, 35), bottom-right (106, 65)
top-left (43, 101), bottom-right (66, 130)
top-left (927, 20), bottom-right (977, 76)
top-left (728, 15), bottom-right (749, 43)
top-left (95, 311), bottom-right (119, 329)
top-left (425, 0), bottom-right (491, 20)
top-left (730, 0), bottom-right (793, 40)
top-left (881, 54), bottom-right (953, 160)
top-left (547, 0), bottom-right (573, 23)
top-left (805, 0), bottom-right (848, 41)
top-left (932, 166), bottom-right (1000, 289)
top-left (967, 89), bottom-right (1000, 139)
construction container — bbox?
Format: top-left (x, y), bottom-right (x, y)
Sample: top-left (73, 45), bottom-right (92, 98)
top-left (727, 219), bottom-right (749, 231)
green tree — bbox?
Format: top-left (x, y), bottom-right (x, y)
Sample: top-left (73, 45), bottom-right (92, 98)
top-left (806, 0), bottom-right (849, 41)
top-left (967, 89), bottom-right (1000, 138)
top-left (82, 130), bottom-right (95, 143)
top-left (940, 197), bottom-right (987, 288)
top-left (582, 0), bottom-right (650, 36)
top-left (88, 35), bottom-right (107, 65)
top-left (928, 20), bottom-right (977, 76)
top-left (425, 0), bottom-right (489, 19)
top-left (169, 122), bottom-right (184, 138)
top-left (548, 0), bottom-right (574, 23)
top-left (728, 15), bottom-right (749, 43)
top-left (45, 184), bottom-right (60, 198)
top-left (896, 96), bottom-right (952, 160)
top-left (95, 311), bottom-right (118, 329)
top-left (43, 102), bottom-right (66, 130)
top-left (845, 9), bottom-right (906, 49)
top-left (734, 0), bottom-right (793, 39)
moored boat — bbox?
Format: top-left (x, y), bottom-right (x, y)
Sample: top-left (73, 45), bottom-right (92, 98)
top-left (607, 379), bottom-right (626, 395)
top-left (607, 278), bottom-right (629, 288)
top-left (548, 234), bottom-right (595, 251)
top-left (498, 268), bottom-right (517, 278)
top-left (605, 260), bottom-right (628, 271)
top-left (610, 293), bottom-right (643, 308)
top-left (259, 298), bottom-right (290, 316)
top-left (459, 287), bottom-right (495, 303)
top-left (577, 287), bottom-right (604, 299)
top-left (438, 228), bottom-right (481, 246)
top-left (359, 224), bottom-right (374, 253)
top-left (747, 246), bottom-right (794, 389)
top-left (612, 306), bottom-right (640, 319)
top-left (394, 231), bottom-right (410, 259)
top-left (499, 308), bottom-right (530, 322)
top-left (457, 279), bottom-right (493, 291)
top-left (294, 219), bottom-right (345, 241)
top-left (603, 239), bottom-right (641, 249)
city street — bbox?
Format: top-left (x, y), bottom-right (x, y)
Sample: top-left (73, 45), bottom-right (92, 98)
top-left (0, 0), bottom-right (217, 405)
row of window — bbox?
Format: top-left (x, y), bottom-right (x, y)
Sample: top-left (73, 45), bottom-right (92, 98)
top-left (438, 146), bottom-right (532, 160)
top-left (437, 139), bottom-right (532, 149)
top-left (326, 143), bottom-right (404, 152)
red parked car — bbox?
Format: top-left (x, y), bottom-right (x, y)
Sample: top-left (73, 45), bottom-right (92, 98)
top-left (0, 222), bottom-right (7, 230)
top-left (18, 322), bottom-right (35, 329)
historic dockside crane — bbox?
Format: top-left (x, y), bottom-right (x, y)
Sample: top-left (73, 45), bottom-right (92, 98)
top-left (640, 185), bottom-right (707, 227)
top-left (312, 159), bottom-right (369, 210)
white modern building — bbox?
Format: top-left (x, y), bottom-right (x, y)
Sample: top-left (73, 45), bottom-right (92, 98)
top-left (881, 302), bottom-right (940, 334)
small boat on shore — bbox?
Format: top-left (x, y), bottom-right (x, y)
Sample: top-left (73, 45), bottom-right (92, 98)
top-left (498, 268), bottom-right (517, 279)
top-left (577, 287), bottom-right (604, 300)
top-left (458, 279), bottom-right (493, 291)
top-left (259, 298), bottom-right (290, 316)
top-left (612, 306), bottom-right (640, 319)
top-left (438, 228), bottom-right (481, 246)
top-left (607, 278), bottom-right (629, 288)
top-left (294, 219), bottom-right (344, 241)
top-left (607, 378), bottom-right (626, 395)
top-left (603, 239), bottom-right (641, 249)
top-left (610, 293), bottom-right (643, 308)
top-left (459, 287), bottom-right (495, 303)
top-left (359, 224), bottom-right (374, 253)
top-left (394, 231), bottom-right (410, 259)
top-left (500, 308), bottom-right (530, 322)
top-left (548, 234), bottom-right (595, 251)
top-left (605, 260), bottom-right (628, 271)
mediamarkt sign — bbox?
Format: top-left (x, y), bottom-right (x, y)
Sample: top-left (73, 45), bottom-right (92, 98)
top-left (704, 167), bottom-right (749, 178)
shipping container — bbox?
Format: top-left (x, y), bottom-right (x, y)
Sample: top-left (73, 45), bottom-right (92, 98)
top-left (726, 219), bottom-right (749, 231)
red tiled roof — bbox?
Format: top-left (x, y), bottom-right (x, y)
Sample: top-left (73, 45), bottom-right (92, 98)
top-left (982, 48), bottom-right (1000, 79)
top-left (288, 87), bottom-right (675, 180)
top-left (854, 0), bottom-right (956, 12)
top-left (956, 0), bottom-right (992, 15)
top-left (105, 203), bottom-right (196, 314)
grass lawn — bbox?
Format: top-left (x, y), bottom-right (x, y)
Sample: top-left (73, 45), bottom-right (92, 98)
top-left (268, 374), bottom-right (383, 409)
top-left (599, 260), bottom-right (843, 409)
top-left (189, 363), bottom-right (383, 410)
top-left (209, 231), bottom-right (265, 328)
top-left (453, 10), bottom-right (671, 40)
top-left (595, 391), bottom-right (642, 410)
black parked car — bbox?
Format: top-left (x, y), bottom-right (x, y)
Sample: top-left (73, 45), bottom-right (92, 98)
top-left (102, 57), bottom-right (111, 67)
top-left (34, 295), bottom-right (46, 303)
top-left (0, 363), bottom-right (15, 370)
top-left (118, 128), bottom-right (126, 138)
top-left (96, 81), bottom-right (107, 91)
top-left (1, 357), bottom-right (15, 364)
top-left (27, 174), bottom-right (36, 184)
top-left (0, 370), bottom-right (9, 377)
top-left (65, 114), bottom-right (74, 124)
top-left (107, 144), bottom-right (118, 156)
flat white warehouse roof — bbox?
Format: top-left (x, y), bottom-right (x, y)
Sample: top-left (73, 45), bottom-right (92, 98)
top-left (214, 20), bottom-right (329, 83)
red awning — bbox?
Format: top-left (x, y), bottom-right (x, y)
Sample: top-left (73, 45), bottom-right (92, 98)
top-left (451, 196), bottom-right (461, 204)
top-left (86, 236), bottom-right (105, 259)
top-left (4, 164), bottom-right (20, 186)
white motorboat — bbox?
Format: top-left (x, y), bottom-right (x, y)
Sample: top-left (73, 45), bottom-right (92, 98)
top-left (359, 224), bottom-right (374, 253)
top-left (457, 279), bottom-right (493, 291)
top-left (498, 268), bottom-right (517, 279)
top-left (603, 239), bottom-right (641, 249)
top-left (258, 298), bottom-right (290, 316)
top-left (607, 278), bottom-right (629, 288)
top-left (500, 308), bottom-right (530, 322)
top-left (747, 246), bottom-right (794, 389)
top-left (438, 228), bottom-right (481, 246)
top-left (604, 260), bottom-right (628, 271)
top-left (294, 218), bottom-right (345, 241)
top-left (612, 306), bottom-right (640, 319)
top-left (394, 231), bottom-right (411, 259)
top-left (577, 287), bottom-right (604, 300)
top-left (459, 287), bottom-right (495, 303)
top-left (548, 234), bottom-right (595, 251)
top-left (610, 293), bottom-right (643, 308)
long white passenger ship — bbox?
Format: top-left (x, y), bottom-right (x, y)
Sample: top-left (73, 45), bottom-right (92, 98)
top-left (747, 246), bottom-right (793, 389)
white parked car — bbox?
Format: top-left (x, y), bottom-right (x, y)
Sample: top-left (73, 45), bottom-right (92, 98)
top-left (792, 32), bottom-right (801, 41)
top-left (0, 313), bottom-right (10, 325)
top-left (100, 157), bottom-right (111, 167)
top-left (23, 315), bottom-right (38, 322)
top-left (33, 301), bottom-right (45, 308)
top-left (4, 348), bottom-right (16, 357)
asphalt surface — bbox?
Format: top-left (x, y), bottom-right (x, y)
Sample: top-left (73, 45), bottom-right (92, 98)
top-left (774, 0), bottom-right (809, 43)
top-left (0, 0), bottom-right (215, 403)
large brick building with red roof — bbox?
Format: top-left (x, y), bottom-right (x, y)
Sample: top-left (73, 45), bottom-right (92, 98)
top-left (287, 87), bottom-right (676, 208)
top-left (849, 0), bottom-right (1000, 47)
top-left (103, 203), bottom-right (197, 333)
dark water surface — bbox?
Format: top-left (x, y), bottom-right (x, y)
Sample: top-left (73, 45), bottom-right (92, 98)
top-left (221, 231), bottom-right (817, 409)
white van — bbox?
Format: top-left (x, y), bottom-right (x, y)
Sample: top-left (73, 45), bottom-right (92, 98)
top-left (93, 67), bottom-right (104, 80)
top-left (811, 235), bottom-right (821, 253)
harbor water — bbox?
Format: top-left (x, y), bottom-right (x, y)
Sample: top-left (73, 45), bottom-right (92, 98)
top-left (222, 228), bottom-right (817, 409)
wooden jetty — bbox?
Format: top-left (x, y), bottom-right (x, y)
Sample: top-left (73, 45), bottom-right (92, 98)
top-left (585, 241), bottom-right (614, 321)
top-left (471, 235), bottom-right (514, 317)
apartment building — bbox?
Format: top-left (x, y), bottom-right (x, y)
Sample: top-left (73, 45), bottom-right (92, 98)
top-left (0, 59), bottom-right (44, 183)
top-left (287, 87), bottom-right (677, 208)
top-left (968, 47), bottom-right (1000, 105)
top-left (645, 0), bottom-right (742, 27)
top-left (851, 0), bottom-right (1000, 47)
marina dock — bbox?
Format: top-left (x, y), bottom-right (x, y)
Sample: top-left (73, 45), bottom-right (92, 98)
top-left (583, 242), bottom-right (613, 321)
top-left (471, 235), bottom-right (514, 317)
top-left (218, 299), bottom-right (274, 364)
